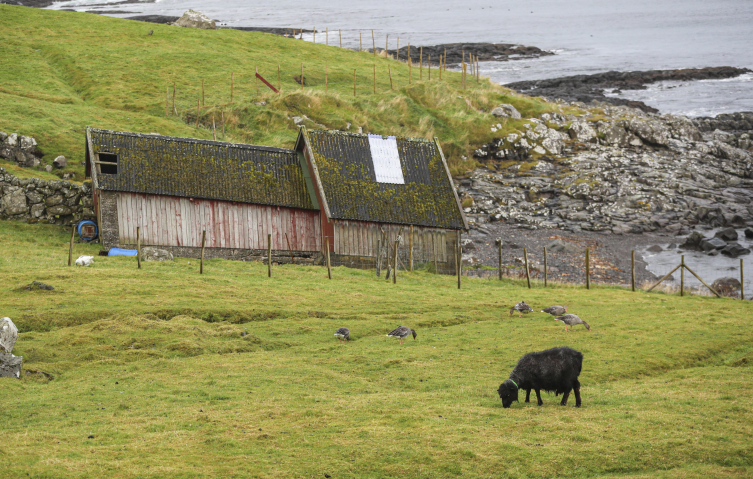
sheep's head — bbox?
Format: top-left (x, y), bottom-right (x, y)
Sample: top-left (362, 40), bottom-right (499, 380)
top-left (497, 379), bottom-right (519, 408)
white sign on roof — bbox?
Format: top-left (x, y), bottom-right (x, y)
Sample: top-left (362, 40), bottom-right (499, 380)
top-left (368, 134), bottom-right (405, 184)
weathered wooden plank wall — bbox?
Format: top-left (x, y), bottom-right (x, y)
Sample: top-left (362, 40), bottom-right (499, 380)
top-left (331, 219), bottom-right (451, 261)
top-left (116, 192), bottom-right (321, 251)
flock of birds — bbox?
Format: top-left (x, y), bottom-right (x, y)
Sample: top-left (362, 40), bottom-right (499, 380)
top-left (334, 302), bottom-right (590, 344)
top-left (510, 302), bottom-right (591, 331)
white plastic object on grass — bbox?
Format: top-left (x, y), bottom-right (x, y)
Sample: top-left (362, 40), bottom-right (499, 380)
top-left (75, 255), bottom-right (94, 267)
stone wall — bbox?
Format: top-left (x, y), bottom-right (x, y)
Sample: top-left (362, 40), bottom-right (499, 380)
top-left (0, 167), bottom-right (94, 225)
top-left (0, 132), bottom-right (42, 168)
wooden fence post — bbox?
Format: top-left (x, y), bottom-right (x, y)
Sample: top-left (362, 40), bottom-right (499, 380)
top-left (339, 29), bottom-right (342, 48)
top-left (457, 242), bottom-right (462, 289)
top-left (523, 246), bottom-right (531, 289)
top-left (376, 239), bottom-right (381, 277)
top-left (392, 239), bottom-right (398, 284)
top-left (585, 248), bottom-right (590, 289)
top-left (409, 225), bottom-right (414, 272)
top-left (200, 230), bottom-right (206, 274)
top-left (389, 66), bottom-right (393, 90)
top-left (680, 255), bottom-right (685, 296)
top-left (631, 250), bottom-right (635, 292)
top-left (543, 246), bottom-right (547, 287)
top-left (741, 258), bottom-right (745, 300)
top-left (498, 239), bottom-right (502, 280)
top-left (325, 236), bottom-right (332, 280)
top-left (68, 226), bottom-right (75, 266)
top-left (267, 233), bottom-right (272, 277)
top-left (136, 226), bottom-right (141, 270)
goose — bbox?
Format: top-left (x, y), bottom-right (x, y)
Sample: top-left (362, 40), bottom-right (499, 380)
top-left (554, 314), bottom-right (591, 332)
top-left (387, 326), bottom-right (417, 344)
top-left (541, 305), bottom-right (567, 316)
top-left (0, 317), bottom-right (18, 355)
top-left (334, 327), bottom-right (350, 342)
top-left (509, 301), bottom-right (533, 317)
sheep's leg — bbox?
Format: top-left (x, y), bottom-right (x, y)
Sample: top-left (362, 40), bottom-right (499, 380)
top-left (574, 380), bottom-right (582, 407)
top-left (560, 389), bottom-right (571, 406)
top-left (535, 389), bottom-right (543, 406)
top-left (525, 389), bottom-right (531, 403)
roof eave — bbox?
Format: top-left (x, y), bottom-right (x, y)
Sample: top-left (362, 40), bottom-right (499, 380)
top-left (433, 137), bottom-right (469, 231)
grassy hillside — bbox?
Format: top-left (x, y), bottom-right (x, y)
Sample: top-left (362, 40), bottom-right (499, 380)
top-left (1, 220), bottom-right (751, 478)
top-left (0, 5), bottom-right (555, 180)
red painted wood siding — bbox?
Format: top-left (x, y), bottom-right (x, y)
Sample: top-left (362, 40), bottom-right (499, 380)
top-left (116, 192), bottom-right (321, 251)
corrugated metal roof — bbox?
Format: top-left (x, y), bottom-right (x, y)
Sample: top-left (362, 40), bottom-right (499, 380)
top-left (89, 129), bottom-right (315, 210)
top-left (303, 129), bottom-right (465, 229)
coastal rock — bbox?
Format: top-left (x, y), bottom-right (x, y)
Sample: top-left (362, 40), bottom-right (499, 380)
top-left (699, 237), bottom-right (727, 252)
top-left (745, 227), bottom-right (753, 238)
top-left (720, 242), bottom-right (750, 258)
top-left (175, 10), bottom-right (217, 30)
top-left (715, 227), bottom-right (738, 242)
top-left (711, 277), bottom-right (741, 298)
top-left (546, 239), bottom-right (582, 254)
top-left (568, 121), bottom-right (596, 142)
top-left (491, 104), bottom-right (521, 120)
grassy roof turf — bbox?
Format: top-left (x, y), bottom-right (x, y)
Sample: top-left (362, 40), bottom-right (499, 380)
top-left (302, 129), bottom-right (466, 229)
top-left (89, 128), bottom-right (314, 209)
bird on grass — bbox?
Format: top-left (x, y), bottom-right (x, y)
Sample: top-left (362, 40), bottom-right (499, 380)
top-left (0, 317), bottom-right (18, 355)
top-left (554, 314), bottom-right (591, 332)
top-left (387, 326), bottom-right (417, 344)
top-left (334, 327), bottom-right (350, 342)
top-left (509, 301), bottom-right (533, 317)
top-left (147, 29), bottom-right (153, 36)
top-left (541, 305), bottom-right (567, 316)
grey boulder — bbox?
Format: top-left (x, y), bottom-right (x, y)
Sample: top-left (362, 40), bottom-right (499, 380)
top-left (546, 239), bottom-right (583, 254)
top-left (1, 188), bottom-right (28, 216)
top-left (700, 237), bottom-right (727, 252)
top-left (720, 242), bottom-right (751, 258)
top-left (175, 9), bottom-right (217, 29)
top-left (715, 227), bottom-right (738, 242)
top-left (491, 104), bottom-right (521, 120)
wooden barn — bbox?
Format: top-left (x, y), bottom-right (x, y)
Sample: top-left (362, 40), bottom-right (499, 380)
top-left (86, 126), bottom-right (467, 271)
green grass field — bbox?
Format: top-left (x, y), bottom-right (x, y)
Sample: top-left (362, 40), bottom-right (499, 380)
top-left (1, 220), bottom-right (751, 478)
top-left (0, 5), bottom-right (558, 180)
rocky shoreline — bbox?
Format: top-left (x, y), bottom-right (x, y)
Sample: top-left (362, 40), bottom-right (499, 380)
top-left (504, 67), bottom-right (752, 113)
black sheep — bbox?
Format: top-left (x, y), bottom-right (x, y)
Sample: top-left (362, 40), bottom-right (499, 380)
top-left (497, 346), bottom-right (583, 408)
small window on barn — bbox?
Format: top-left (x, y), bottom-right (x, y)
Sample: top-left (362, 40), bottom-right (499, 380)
top-left (98, 152), bottom-right (118, 175)
top-left (368, 134), bottom-right (405, 184)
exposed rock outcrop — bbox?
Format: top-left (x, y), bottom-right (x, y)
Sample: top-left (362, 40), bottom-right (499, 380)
top-left (458, 104), bottom-right (753, 236)
top-left (175, 10), bottom-right (216, 30)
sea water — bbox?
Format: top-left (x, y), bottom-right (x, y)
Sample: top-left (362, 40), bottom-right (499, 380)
top-left (47, 0), bottom-right (753, 117)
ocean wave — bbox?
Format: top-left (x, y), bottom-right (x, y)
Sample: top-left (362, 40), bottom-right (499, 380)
top-left (698, 72), bottom-right (753, 83)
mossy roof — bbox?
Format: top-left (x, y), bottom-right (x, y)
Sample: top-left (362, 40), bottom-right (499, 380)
top-left (301, 130), bottom-right (465, 229)
top-left (88, 129), bottom-right (315, 210)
